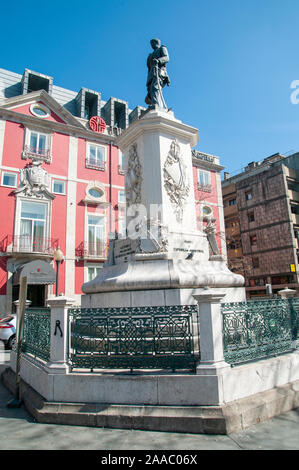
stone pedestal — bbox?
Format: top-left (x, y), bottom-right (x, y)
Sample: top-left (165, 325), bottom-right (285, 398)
top-left (193, 289), bottom-right (230, 373)
top-left (45, 296), bottom-right (74, 374)
top-left (82, 108), bottom-right (245, 303)
top-left (278, 287), bottom-right (297, 299)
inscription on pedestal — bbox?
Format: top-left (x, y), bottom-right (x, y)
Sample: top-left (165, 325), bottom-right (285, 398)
top-left (114, 239), bottom-right (138, 264)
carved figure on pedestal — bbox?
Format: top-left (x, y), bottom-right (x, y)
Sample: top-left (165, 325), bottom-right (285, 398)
top-left (163, 139), bottom-right (190, 222)
top-left (204, 218), bottom-right (223, 261)
top-left (126, 143), bottom-right (143, 206)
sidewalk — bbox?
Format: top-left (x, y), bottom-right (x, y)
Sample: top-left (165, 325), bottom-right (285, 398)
top-left (0, 355), bottom-right (299, 450)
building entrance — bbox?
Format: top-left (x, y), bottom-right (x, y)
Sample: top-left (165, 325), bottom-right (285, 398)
top-left (12, 284), bottom-right (46, 308)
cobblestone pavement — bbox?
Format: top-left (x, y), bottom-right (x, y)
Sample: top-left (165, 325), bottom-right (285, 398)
top-left (1, 352), bottom-right (299, 451)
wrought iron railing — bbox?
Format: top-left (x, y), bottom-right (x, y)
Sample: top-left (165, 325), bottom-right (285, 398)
top-left (222, 299), bottom-right (298, 366)
top-left (67, 305), bottom-right (198, 372)
top-left (85, 157), bottom-right (106, 171)
top-left (22, 145), bottom-right (51, 162)
top-left (197, 183), bottom-right (212, 193)
top-left (22, 308), bottom-right (51, 362)
top-left (75, 241), bottom-right (107, 259)
top-left (289, 297), bottom-right (299, 341)
top-left (0, 235), bottom-right (59, 255)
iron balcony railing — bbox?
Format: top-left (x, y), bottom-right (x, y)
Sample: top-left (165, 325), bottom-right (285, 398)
top-left (85, 157), bottom-right (106, 171)
top-left (23, 145), bottom-right (51, 162)
top-left (197, 183), bottom-right (212, 192)
top-left (0, 235), bottom-right (59, 255)
top-left (75, 241), bottom-right (107, 259)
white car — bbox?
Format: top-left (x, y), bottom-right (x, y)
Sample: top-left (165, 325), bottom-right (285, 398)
top-left (0, 315), bottom-right (17, 350)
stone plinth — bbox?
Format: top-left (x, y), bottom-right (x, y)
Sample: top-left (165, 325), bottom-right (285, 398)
top-left (82, 108), bottom-right (245, 302)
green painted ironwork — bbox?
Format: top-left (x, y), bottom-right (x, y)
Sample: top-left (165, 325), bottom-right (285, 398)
top-left (222, 299), bottom-right (295, 366)
top-left (22, 308), bottom-right (51, 362)
top-left (68, 305), bottom-right (198, 371)
top-left (289, 298), bottom-right (299, 341)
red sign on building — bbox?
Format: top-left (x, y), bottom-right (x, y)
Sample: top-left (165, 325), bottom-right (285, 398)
top-left (89, 116), bottom-right (106, 133)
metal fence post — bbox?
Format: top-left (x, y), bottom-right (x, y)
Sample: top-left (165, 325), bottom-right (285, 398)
top-left (193, 288), bottom-right (230, 374)
top-left (7, 277), bottom-right (29, 408)
top-left (278, 287), bottom-right (299, 349)
top-left (45, 296), bottom-right (74, 374)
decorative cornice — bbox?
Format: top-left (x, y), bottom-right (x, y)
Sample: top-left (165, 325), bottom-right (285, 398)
top-left (0, 106), bottom-right (116, 144)
top-left (115, 110), bottom-right (199, 150)
top-left (192, 157), bottom-right (225, 172)
top-left (1, 89), bottom-right (85, 129)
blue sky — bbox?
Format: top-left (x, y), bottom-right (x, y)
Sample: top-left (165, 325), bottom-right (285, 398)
top-left (2, 0), bottom-right (299, 174)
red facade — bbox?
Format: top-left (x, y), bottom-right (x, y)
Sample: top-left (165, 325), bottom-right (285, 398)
top-left (0, 74), bottom-right (225, 311)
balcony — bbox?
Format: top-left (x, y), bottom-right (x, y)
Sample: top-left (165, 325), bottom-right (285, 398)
top-left (224, 204), bottom-right (238, 217)
top-left (292, 213), bottom-right (299, 226)
top-left (85, 158), bottom-right (106, 171)
top-left (22, 145), bottom-right (51, 163)
top-left (289, 190), bottom-right (299, 203)
top-left (226, 226), bottom-right (240, 238)
top-left (75, 242), bottom-right (107, 260)
top-left (197, 183), bottom-right (212, 193)
top-left (0, 235), bottom-right (59, 258)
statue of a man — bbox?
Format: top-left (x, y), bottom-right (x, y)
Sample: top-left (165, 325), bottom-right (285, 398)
top-left (145, 38), bottom-right (170, 109)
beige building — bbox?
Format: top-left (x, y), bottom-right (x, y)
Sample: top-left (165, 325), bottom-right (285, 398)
top-left (222, 153), bottom-right (299, 298)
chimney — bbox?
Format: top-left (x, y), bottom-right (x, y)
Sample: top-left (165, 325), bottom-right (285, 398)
top-left (224, 172), bottom-right (230, 180)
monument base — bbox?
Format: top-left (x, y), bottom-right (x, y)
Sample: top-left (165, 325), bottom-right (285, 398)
top-left (3, 350), bottom-right (299, 434)
top-left (81, 285), bottom-right (245, 309)
top-left (81, 258), bottom-right (245, 306)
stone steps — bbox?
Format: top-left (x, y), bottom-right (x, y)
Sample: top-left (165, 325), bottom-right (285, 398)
top-left (2, 367), bottom-right (299, 434)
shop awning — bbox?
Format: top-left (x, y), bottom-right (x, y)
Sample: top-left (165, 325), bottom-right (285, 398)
top-left (13, 260), bottom-right (56, 285)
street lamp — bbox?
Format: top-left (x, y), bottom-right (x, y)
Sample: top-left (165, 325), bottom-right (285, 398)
top-left (53, 247), bottom-right (64, 297)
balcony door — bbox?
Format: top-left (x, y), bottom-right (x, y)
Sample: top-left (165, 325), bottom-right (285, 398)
top-left (29, 131), bottom-right (47, 156)
top-left (87, 215), bottom-right (105, 257)
top-left (20, 201), bottom-right (47, 252)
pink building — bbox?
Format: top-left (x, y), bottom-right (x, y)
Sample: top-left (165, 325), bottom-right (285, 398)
top-left (0, 67), bottom-right (226, 311)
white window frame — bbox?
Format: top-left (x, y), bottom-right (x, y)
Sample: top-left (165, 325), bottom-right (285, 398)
top-left (22, 126), bottom-right (52, 163)
top-left (1, 171), bottom-right (17, 188)
top-left (197, 169), bottom-right (211, 192)
top-left (202, 205), bottom-right (213, 219)
top-left (30, 103), bottom-right (50, 119)
top-left (85, 212), bottom-right (106, 258)
top-left (118, 189), bottom-right (126, 204)
top-left (118, 150), bottom-right (125, 174)
top-left (198, 169), bottom-right (211, 186)
top-left (85, 263), bottom-right (103, 283)
top-left (14, 198), bottom-right (51, 252)
top-left (52, 179), bottom-right (66, 195)
top-left (86, 142), bottom-right (107, 171)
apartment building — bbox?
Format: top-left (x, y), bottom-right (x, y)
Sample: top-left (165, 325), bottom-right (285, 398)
top-left (222, 153), bottom-right (299, 297)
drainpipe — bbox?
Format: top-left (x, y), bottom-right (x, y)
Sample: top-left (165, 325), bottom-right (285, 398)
top-left (109, 140), bottom-right (113, 235)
